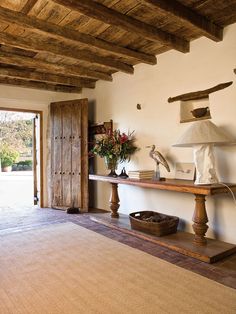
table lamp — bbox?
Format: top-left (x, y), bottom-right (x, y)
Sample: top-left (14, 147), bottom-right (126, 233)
top-left (173, 120), bottom-right (234, 185)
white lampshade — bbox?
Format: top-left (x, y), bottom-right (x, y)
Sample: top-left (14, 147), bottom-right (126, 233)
top-left (173, 120), bottom-right (234, 185)
top-left (173, 120), bottom-right (233, 147)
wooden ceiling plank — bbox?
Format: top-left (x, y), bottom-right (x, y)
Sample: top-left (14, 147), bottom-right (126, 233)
top-left (0, 33), bottom-right (134, 74)
top-left (141, 0), bottom-right (223, 42)
top-left (0, 32), bottom-right (133, 74)
top-left (21, 0), bottom-right (39, 14)
top-left (52, 0), bottom-right (189, 53)
top-left (0, 77), bottom-right (82, 93)
top-left (0, 51), bottom-right (112, 81)
top-left (0, 66), bottom-right (95, 88)
top-left (0, 6), bottom-right (156, 65)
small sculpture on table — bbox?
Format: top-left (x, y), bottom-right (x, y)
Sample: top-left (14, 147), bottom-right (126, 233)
top-left (146, 145), bottom-right (170, 180)
top-left (119, 167), bottom-right (129, 178)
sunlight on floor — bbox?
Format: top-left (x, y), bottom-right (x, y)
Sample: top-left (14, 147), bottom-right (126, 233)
top-left (0, 171), bottom-right (34, 208)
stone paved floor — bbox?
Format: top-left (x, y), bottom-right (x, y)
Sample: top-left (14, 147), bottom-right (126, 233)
top-left (0, 206), bottom-right (235, 289)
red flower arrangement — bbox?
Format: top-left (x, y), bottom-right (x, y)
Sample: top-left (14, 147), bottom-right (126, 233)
top-left (91, 129), bottom-right (138, 163)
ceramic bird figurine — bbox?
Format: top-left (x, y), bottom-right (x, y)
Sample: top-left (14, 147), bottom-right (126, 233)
top-left (146, 145), bottom-right (170, 180)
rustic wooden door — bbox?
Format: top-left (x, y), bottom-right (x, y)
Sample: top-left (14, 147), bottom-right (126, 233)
top-left (50, 99), bottom-right (88, 212)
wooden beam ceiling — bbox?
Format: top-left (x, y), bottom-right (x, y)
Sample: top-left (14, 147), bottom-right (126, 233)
top-left (0, 66), bottom-right (96, 88)
top-left (0, 32), bottom-right (134, 74)
top-left (141, 0), bottom-right (223, 41)
top-left (52, 0), bottom-right (189, 53)
top-left (0, 6), bottom-right (156, 66)
top-left (0, 51), bottom-right (112, 81)
top-left (0, 1), bottom-right (233, 93)
top-left (20, 0), bottom-right (38, 14)
top-left (0, 77), bottom-right (82, 93)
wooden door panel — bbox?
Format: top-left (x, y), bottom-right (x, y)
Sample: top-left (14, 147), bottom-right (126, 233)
top-left (62, 104), bottom-right (72, 206)
top-left (80, 100), bottom-right (88, 211)
top-left (50, 99), bottom-right (88, 211)
top-left (51, 105), bottom-right (62, 207)
top-left (72, 103), bottom-right (82, 208)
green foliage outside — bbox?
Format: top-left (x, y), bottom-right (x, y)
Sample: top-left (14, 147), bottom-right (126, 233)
top-left (0, 118), bottom-right (33, 154)
top-left (12, 160), bottom-right (33, 171)
top-left (0, 144), bottom-right (19, 167)
top-left (17, 160), bottom-right (32, 167)
top-left (0, 111), bottom-right (33, 169)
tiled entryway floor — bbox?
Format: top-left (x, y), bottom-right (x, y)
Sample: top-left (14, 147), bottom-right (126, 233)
top-left (0, 206), bottom-right (235, 289)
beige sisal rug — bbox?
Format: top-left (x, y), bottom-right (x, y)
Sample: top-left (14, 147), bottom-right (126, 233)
top-left (0, 222), bottom-right (235, 314)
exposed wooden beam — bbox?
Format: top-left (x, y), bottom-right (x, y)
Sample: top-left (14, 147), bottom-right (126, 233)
top-left (0, 51), bottom-right (112, 81)
top-left (21, 0), bottom-right (38, 14)
top-left (141, 0), bottom-right (223, 42)
top-left (0, 77), bottom-right (82, 93)
top-left (168, 81), bottom-right (233, 103)
top-left (0, 32), bottom-right (133, 74)
top-left (53, 0), bottom-right (189, 53)
top-left (0, 6), bottom-right (156, 65)
top-left (0, 66), bottom-right (96, 88)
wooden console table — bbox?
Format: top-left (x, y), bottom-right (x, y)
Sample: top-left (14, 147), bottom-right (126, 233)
top-left (89, 174), bottom-right (236, 263)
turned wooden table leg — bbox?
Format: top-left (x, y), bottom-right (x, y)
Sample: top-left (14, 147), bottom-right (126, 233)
top-left (192, 194), bottom-right (209, 246)
top-left (109, 183), bottom-right (120, 218)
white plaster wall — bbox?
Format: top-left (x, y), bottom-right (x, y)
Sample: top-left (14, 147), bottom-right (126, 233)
top-left (82, 23), bottom-right (236, 243)
top-left (0, 85), bottom-right (81, 207)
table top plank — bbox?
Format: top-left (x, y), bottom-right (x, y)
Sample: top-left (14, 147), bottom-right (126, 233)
top-left (89, 174), bottom-right (236, 196)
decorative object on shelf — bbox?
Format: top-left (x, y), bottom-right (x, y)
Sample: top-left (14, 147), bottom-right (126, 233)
top-left (104, 156), bottom-right (119, 177)
top-left (180, 98), bottom-right (211, 123)
top-left (191, 107), bottom-right (209, 118)
top-left (175, 162), bottom-right (195, 180)
top-left (129, 211), bottom-right (179, 237)
top-left (169, 82), bottom-right (233, 124)
top-left (128, 170), bottom-right (154, 180)
top-left (173, 120), bottom-right (234, 185)
top-left (119, 167), bottom-right (129, 178)
top-left (91, 129), bottom-right (139, 177)
top-left (146, 145), bottom-right (170, 180)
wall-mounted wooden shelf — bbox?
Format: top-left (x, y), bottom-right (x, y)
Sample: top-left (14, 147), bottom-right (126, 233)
top-left (168, 81), bottom-right (233, 103)
top-left (169, 81), bottom-right (233, 124)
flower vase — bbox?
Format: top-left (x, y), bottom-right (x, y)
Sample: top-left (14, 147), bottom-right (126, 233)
top-left (104, 157), bottom-right (118, 177)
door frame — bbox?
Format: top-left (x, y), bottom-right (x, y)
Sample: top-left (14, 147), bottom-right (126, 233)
top-left (0, 107), bottom-right (44, 207)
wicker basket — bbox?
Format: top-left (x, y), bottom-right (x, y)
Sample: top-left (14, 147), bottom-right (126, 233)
top-left (129, 211), bottom-right (179, 237)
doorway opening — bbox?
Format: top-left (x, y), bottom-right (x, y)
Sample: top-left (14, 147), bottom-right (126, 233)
top-left (0, 108), bottom-right (43, 208)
